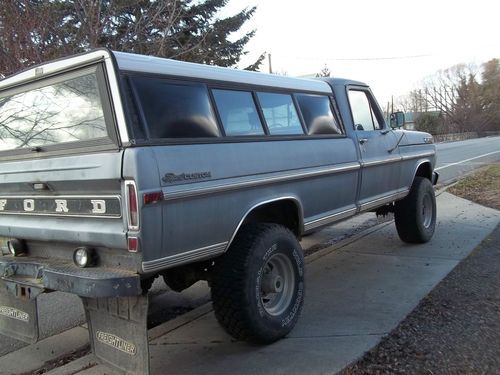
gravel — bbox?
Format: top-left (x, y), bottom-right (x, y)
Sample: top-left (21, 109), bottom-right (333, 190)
top-left (342, 223), bottom-right (500, 375)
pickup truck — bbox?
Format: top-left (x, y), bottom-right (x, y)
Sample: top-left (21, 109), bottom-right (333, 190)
top-left (0, 49), bottom-right (438, 374)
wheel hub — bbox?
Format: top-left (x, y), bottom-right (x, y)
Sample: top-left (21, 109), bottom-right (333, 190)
top-left (260, 253), bottom-right (295, 316)
top-left (262, 274), bottom-right (284, 293)
top-left (422, 193), bottom-right (433, 228)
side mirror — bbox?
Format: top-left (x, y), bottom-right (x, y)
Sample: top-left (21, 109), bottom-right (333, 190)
top-left (390, 111), bottom-right (405, 128)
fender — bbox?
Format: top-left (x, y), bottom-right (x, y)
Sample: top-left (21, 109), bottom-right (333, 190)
top-left (225, 196), bottom-right (304, 251)
top-left (410, 159), bottom-right (433, 186)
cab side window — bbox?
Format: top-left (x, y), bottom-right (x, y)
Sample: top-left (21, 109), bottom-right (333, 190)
top-left (348, 90), bottom-right (382, 131)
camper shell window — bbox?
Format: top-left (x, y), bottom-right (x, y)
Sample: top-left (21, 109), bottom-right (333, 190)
top-left (125, 74), bottom-right (345, 142)
top-left (0, 65), bottom-right (113, 153)
top-left (212, 89), bottom-right (265, 136)
top-left (256, 92), bottom-right (304, 135)
top-left (295, 94), bottom-right (343, 135)
top-left (130, 77), bottom-right (220, 139)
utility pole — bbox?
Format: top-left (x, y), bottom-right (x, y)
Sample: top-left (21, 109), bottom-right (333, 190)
top-left (268, 53), bottom-right (273, 74)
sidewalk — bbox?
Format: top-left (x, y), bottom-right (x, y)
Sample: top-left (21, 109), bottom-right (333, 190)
top-left (344, 222), bottom-right (500, 374)
top-left (61, 192), bottom-right (499, 375)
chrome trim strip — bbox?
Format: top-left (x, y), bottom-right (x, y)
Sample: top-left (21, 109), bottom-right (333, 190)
top-left (104, 55), bottom-right (130, 145)
top-left (0, 165), bottom-right (100, 175)
top-left (361, 157), bottom-right (401, 168)
top-left (163, 163), bottom-right (360, 201)
top-left (359, 190), bottom-right (409, 211)
top-left (142, 242), bottom-right (228, 272)
top-left (226, 196), bottom-right (304, 250)
top-left (0, 194), bottom-right (121, 199)
top-left (0, 212), bottom-right (121, 219)
top-left (401, 151), bottom-right (434, 161)
top-left (304, 207), bottom-right (357, 231)
top-left (357, 151), bottom-right (434, 169)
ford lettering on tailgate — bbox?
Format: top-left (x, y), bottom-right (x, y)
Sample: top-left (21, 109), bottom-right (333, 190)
top-left (0, 196), bottom-right (121, 218)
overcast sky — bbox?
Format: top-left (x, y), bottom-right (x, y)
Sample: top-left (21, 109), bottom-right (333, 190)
top-left (224, 0), bottom-right (500, 107)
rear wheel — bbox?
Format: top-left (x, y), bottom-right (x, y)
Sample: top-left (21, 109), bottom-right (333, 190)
top-left (211, 223), bottom-right (305, 344)
top-left (395, 177), bottom-right (436, 243)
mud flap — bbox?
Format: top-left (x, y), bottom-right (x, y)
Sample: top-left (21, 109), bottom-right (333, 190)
top-left (82, 295), bottom-right (149, 375)
top-left (0, 281), bottom-right (40, 344)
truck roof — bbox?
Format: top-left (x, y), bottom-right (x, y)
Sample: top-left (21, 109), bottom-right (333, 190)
top-left (113, 51), bottom-right (331, 94)
top-left (319, 77), bottom-right (369, 88)
top-left (0, 49), bottom-right (365, 94)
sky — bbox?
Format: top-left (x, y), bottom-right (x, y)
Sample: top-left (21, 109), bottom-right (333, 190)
top-left (222, 0), bottom-right (500, 107)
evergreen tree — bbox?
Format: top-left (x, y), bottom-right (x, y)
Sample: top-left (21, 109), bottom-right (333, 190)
top-left (316, 64), bottom-right (331, 77)
top-left (0, 0), bottom-right (263, 77)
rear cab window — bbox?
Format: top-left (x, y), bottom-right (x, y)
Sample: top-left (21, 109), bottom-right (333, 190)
top-left (0, 65), bottom-right (116, 158)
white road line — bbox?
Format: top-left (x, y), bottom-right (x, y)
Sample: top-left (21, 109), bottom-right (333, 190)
top-left (435, 150), bottom-right (500, 171)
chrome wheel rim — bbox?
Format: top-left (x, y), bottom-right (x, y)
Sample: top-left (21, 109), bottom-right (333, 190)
top-left (422, 193), bottom-right (433, 228)
top-left (260, 253), bottom-right (295, 316)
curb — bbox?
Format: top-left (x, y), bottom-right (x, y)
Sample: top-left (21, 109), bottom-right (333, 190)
top-left (0, 326), bottom-right (88, 375)
top-left (45, 354), bottom-right (97, 375)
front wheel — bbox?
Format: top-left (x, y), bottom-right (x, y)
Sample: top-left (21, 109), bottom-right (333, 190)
top-left (211, 223), bottom-right (305, 344)
top-left (395, 177), bottom-right (437, 243)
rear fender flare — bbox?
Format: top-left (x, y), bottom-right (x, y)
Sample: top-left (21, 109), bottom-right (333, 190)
top-left (225, 196), bottom-right (304, 251)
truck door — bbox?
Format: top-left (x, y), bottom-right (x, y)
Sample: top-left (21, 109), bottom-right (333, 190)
top-left (347, 87), bottom-right (403, 211)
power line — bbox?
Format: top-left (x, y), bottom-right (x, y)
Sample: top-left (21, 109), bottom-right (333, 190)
top-left (272, 54), bottom-right (431, 62)
top-left (330, 54), bottom-right (431, 61)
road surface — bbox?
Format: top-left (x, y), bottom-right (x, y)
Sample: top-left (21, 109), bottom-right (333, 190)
top-left (0, 136), bottom-right (499, 356)
top-left (435, 136), bottom-right (500, 184)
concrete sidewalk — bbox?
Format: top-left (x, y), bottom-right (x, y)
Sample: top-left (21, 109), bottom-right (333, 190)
top-left (64, 192), bottom-right (499, 375)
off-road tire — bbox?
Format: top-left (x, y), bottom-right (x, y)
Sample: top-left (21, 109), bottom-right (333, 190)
top-left (211, 223), bottom-right (305, 344)
top-left (395, 176), bottom-right (437, 243)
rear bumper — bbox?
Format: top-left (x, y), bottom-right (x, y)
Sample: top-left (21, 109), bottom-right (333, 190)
top-left (0, 255), bottom-right (141, 298)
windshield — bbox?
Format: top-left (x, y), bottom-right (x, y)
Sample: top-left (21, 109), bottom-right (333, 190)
top-left (0, 67), bottom-right (108, 151)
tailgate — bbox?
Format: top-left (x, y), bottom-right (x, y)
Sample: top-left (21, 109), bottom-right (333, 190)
top-left (0, 151), bottom-right (126, 249)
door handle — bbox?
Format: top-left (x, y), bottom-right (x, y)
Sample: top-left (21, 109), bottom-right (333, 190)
top-left (358, 138), bottom-right (368, 144)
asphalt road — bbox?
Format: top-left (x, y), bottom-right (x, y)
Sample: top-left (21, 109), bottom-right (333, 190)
top-left (0, 135), bottom-right (499, 357)
top-left (435, 136), bottom-right (500, 184)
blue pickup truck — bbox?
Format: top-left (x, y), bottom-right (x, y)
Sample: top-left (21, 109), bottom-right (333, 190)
top-left (0, 50), bottom-right (438, 374)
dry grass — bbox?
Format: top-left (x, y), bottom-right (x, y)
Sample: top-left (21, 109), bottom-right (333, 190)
top-left (448, 163), bottom-right (500, 210)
